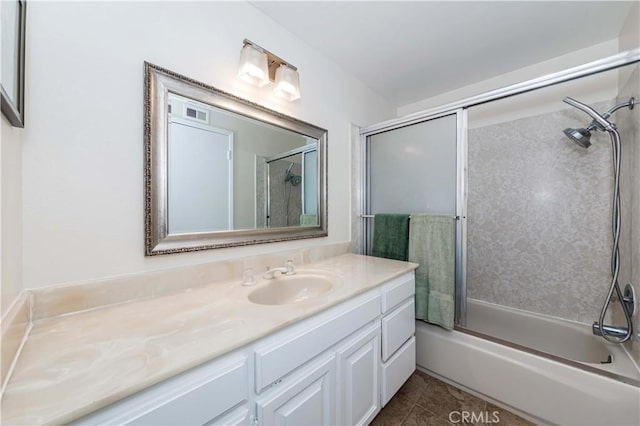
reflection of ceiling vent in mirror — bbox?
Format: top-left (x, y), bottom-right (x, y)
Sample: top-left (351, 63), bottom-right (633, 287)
top-left (184, 104), bottom-right (209, 124)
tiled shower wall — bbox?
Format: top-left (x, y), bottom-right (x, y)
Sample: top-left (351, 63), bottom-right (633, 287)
top-left (467, 100), bottom-right (621, 324)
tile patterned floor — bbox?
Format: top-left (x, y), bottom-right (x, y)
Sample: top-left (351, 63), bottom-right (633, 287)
top-left (371, 370), bottom-right (535, 426)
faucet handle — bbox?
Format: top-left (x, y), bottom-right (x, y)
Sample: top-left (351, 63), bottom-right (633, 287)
top-left (284, 260), bottom-right (296, 275)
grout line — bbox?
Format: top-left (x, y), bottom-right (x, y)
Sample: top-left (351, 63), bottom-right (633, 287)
top-left (399, 399), bottom-right (416, 425)
top-left (412, 373), bottom-right (491, 425)
top-left (398, 374), bottom-right (430, 425)
top-left (387, 371), bottom-right (528, 426)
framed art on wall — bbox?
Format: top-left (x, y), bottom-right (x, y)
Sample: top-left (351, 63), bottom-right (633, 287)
top-left (1, 0), bottom-right (26, 127)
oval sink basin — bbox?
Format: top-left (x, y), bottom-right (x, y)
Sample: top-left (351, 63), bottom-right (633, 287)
top-left (248, 273), bottom-right (335, 305)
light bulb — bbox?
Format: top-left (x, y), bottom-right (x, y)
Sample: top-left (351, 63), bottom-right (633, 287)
top-left (238, 44), bottom-right (269, 87)
top-left (274, 64), bottom-right (301, 101)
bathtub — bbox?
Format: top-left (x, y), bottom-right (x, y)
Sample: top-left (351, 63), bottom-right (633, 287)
top-left (416, 299), bottom-right (640, 425)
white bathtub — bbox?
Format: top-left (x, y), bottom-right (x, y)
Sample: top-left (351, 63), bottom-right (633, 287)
top-left (416, 299), bottom-right (640, 425)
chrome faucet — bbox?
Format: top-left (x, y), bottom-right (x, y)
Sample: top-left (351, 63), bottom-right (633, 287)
top-left (592, 323), bottom-right (630, 339)
top-left (263, 260), bottom-right (296, 279)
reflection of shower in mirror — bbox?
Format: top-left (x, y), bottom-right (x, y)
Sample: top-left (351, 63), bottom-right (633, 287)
top-left (284, 162), bottom-right (302, 186)
top-left (265, 147), bottom-right (315, 228)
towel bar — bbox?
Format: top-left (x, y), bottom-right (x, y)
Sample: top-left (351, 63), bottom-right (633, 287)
top-left (359, 214), bottom-right (461, 220)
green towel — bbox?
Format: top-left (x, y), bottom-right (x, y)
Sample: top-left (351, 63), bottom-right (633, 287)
top-left (371, 214), bottom-right (410, 261)
top-left (300, 214), bottom-right (318, 226)
top-left (409, 214), bottom-right (455, 330)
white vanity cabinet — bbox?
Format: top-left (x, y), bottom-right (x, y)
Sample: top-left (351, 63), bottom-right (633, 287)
top-left (256, 354), bottom-right (337, 425)
top-left (73, 353), bottom-right (251, 426)
top-left (252, 291), bottom-right (381, 426)
top-left (379, 275), bottom-right (417, 406)
top-left (336, 322), bottom-right (381, 425)
top-left (253, 293), bottom-right (380, 393)
top-left (75, 272), bottom-right (415, 426)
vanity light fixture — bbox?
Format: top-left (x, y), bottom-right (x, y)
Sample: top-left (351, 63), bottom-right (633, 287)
top-left (238, 42), bottom-right (269, 87)
top-left (238, 39), bottom-right (301, 101)
top-left (274, 64), bottom-right (301, 101)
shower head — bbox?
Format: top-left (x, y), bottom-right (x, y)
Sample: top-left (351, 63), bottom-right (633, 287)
top-left (562, 97), bottom-right (634, 147)
top-left (563, 127), bottom-right (592, 149)
top-left (563, 97), bottom-right (614, 131)
top-left (289, 175), bottom-right (302, 186)
top-left (284, 162), bottom-right (301, 185)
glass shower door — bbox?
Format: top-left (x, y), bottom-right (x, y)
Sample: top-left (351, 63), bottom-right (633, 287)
top-left (365, 112), bottom-right (463, 322)
top-left (368, 114), bottom-right (458, 216)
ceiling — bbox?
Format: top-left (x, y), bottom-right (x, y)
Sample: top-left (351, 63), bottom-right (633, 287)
top-left (251, 1), bottom-right (635, 108)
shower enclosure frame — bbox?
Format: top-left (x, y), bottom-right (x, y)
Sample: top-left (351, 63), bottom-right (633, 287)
top-left (358, 48), bottom-right (640, 327)
top-left (361, 108), bottom-right (468, 326)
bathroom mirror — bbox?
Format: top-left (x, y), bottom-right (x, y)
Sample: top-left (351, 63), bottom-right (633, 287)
top-left (144, 62), bottom-right (327, 255)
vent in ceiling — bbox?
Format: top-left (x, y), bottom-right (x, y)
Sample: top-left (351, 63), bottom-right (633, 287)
top-left (184, 105), bottom-right (209, 124)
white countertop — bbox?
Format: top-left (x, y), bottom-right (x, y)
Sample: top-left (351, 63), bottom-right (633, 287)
top-left (1, 254), bottom-right (417, 425)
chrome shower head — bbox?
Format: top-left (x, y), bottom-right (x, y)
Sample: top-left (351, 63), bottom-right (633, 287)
top-left (563, 127), bottom-right (592, 149)
top-left (562, 97), bottom-right (635, 146)
top-left (563, 97), bottom-right (615, 131)
top-left (284, 162), bottom-right (301, 185)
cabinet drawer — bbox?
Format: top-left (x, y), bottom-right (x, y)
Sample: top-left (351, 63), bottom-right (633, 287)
top-left (381, 298), bottom-right (415, 362)
top-left (206, 405), bottom-right (249, 426)
top-left (125, 358), bottom-right (248, 425)
top-left (75, 356), bottom-right (248, 426)
top-left (381, 337), bottom-right (416, 407)
top-left (255, 293), bottom-right (380, 392)
top-left (380, 273), bottom-right (415, 314)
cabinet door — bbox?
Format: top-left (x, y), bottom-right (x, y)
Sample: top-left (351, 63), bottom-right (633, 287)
top-left (257, 355), bottom-right (335, 426)
top-left (336, 323), bottom-right (381, 426)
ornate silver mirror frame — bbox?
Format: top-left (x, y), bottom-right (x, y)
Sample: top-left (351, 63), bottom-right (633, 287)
top-left (144, 62), bottom-right (328, 255)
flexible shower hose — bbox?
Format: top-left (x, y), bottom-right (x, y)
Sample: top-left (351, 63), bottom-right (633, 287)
top-left (597, 129), bottom-right (633, 343)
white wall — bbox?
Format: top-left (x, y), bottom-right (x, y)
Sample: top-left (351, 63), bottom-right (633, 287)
top-left (397, 39), bottom-right (621, 126)
top-left (1, 116), bottom-right (22, 312)
top-left (21, 1), bottom-right (393, 289)
top-left (618, 1), bottom-right (639, 89)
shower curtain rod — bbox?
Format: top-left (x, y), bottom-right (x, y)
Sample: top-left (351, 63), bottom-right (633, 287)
top-left (360, 214), bottom-right (460, 220)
